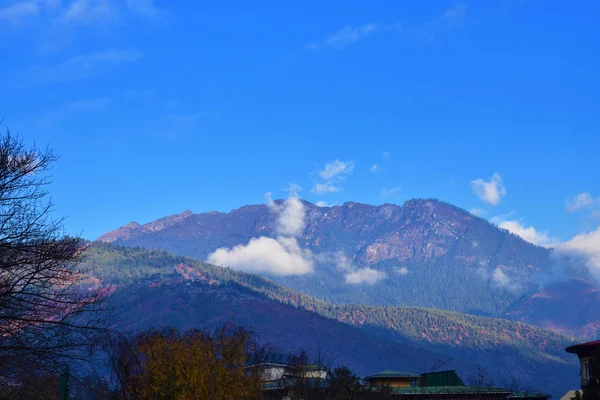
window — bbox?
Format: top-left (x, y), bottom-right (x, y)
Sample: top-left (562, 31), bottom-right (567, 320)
top-left (584, 359), bottom-right (591, 380)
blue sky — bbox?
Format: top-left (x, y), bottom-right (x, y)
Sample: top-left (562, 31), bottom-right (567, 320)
top-left (0, 0), bottom-right (598, 243)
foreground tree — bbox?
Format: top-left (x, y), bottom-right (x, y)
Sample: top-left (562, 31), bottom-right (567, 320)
top-left (109, 322), bottom-right (262, 400)
top-left (0, 130), bottom-right (108, 381)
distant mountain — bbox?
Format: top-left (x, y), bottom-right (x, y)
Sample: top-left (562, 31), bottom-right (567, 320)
top-left (84, 243), bottom-right (578, 398)
top-left (98, 198), bottom-right (590, 325)
top-left (505, 277), bottom-right (600, 338)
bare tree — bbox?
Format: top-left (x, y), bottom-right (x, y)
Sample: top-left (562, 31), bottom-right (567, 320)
top-left (427, 355), bottom-right (456, 373)
top-left (0, 130), bottom-right (109, 381)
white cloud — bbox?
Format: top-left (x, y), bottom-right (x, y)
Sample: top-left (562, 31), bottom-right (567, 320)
top-left (207, 236), bottom-right (314, 276)
top-left (556, 227), bottom-right (600, 279)
top-left (381, 186), bottom-right (401, 198)
top-left (316, 201), bottom-right (330, 207)
top-left (316, 251), bottom-right (353, 271)
top-left (470, 208), bottom-right (487, 217)
top-left (565, 192), bottom-right (597, 213)
top-left (396, 267), bottom-right (409, 276)
top-left (497, 220), bottom-right (555, 247)
top-left (369, 164), bottom-right (379, 173)
top-left (318, 160), bottom-right (354, 180)
top-left (307, 23), bottom-right (378, 50)
top-left (489, 210), bottom-right (516, 225)
top-left (492, 267), bottom-right (509, 286)
top-left (311, 183), bottom-right (340, 194)
top-left (471, 173), bottom-right (506, 206)
top-left (345, 267), bottom-right (386, 285)
top-left (208, 187), bottom-right (312, 276)
top-left (275, 196), bottom-right (306, 237)
top-left (265, 186), bottom-right (306, 236)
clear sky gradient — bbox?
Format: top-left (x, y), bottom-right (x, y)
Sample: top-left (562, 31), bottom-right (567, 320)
top-left (0, 0), bottom-right (598, 242)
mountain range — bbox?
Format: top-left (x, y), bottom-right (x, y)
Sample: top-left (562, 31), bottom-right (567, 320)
top-left (98, 198), bottom-right (597, 338)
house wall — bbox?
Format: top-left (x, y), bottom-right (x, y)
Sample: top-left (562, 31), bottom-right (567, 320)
top-left (370, 377), bottom-right (413, 388)
top-left (580, 357), bottom-right (591, 386)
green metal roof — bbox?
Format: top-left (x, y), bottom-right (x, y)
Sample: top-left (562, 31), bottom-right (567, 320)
top-left (365, 370), bottom-right (421, 379)
top-left (390, 386), bottom-right (512, 395)
top-left (509, 392), bottom-right (551, 399)
top-left (420, 370), bottom-right (465, 387)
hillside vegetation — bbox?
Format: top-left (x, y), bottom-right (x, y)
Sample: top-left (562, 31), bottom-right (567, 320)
top-left (83, 242), bottom-right (579, 396)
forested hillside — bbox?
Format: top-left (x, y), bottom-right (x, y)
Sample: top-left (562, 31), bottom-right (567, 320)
top-left (83, 243), bottom-right (579, 397)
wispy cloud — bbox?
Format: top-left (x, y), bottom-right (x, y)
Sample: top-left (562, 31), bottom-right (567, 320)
top-left (319, 160), bottom-right (354, 180)
top-left (311, 159), bottom-right (354, 195)
top-left (441, 4), bottom-right (468, 22)
top-left (470, 208), bottom-right (487, 217)
top-left (166, 100), bottom-right (180, 108)
top-left (369, 164), bottom-right (379, 173)
top-left (381, 186), bottom-right (401, 198)
top-left (1, 0), bottom-right (166, 52)
top-left (556, 227), bottom-right (600, 281)
top-left (497, 220), bottom-right (556, 247)
top-left (37, 97), bottom-right (109, 125)
top-left (0, 1), bottom-right (41, 25)
top-left (125, 0), bottom-right (166, 25)
top-left (59, 0), bottom-right (118, 25)
top-left (471, 173), bottom-right (506, 206)
top-left (307, 23), bottom-right (378, 50)
top-left (491, 267), bottom-right (520, 292)
top-left (29, 49), bottom-right (142, 84)
top-left (345, 267), bottom-right (386, 285)
top-left (565, 192), bottom-right (598, 213)
top-left (311, 183), bottom-right (340, 194)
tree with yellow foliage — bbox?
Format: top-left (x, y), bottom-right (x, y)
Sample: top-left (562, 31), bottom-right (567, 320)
top-left (110, 322), bottom-right (263, 400)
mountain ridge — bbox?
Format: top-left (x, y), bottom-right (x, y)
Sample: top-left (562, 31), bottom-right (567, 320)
top-left (96, 197), bottom-right (595, 339)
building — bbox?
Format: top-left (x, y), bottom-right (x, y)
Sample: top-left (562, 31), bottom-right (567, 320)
top-left (244, 353), bottom-right (329, 394)
top-left (364, 370), bottom-right (421, 388)
top-left (365, 369), bottom-right (550, 400)
top-left (566, 340), bottom-right (600, 387)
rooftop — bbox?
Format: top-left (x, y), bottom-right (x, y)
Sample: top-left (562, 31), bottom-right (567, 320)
top-left (365, 370), bottom-right (422, 380)
top-left (390, 386), bottom-right (512, 395)
top-left (566, 340), bottom-right (600, 354)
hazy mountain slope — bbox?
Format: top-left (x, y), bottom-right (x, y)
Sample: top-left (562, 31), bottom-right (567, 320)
top-left (97, 198), bottom-right (557, 316)
top-left (505, 277), bottom-right (600, 339)
top-left (84, 243), bottom-right (579, 397)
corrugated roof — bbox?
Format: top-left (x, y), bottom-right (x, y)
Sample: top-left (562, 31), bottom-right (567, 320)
top-left (391, 386), bottom-right (512, 395)
top-left (365, 370), bottom-right (421, 379)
